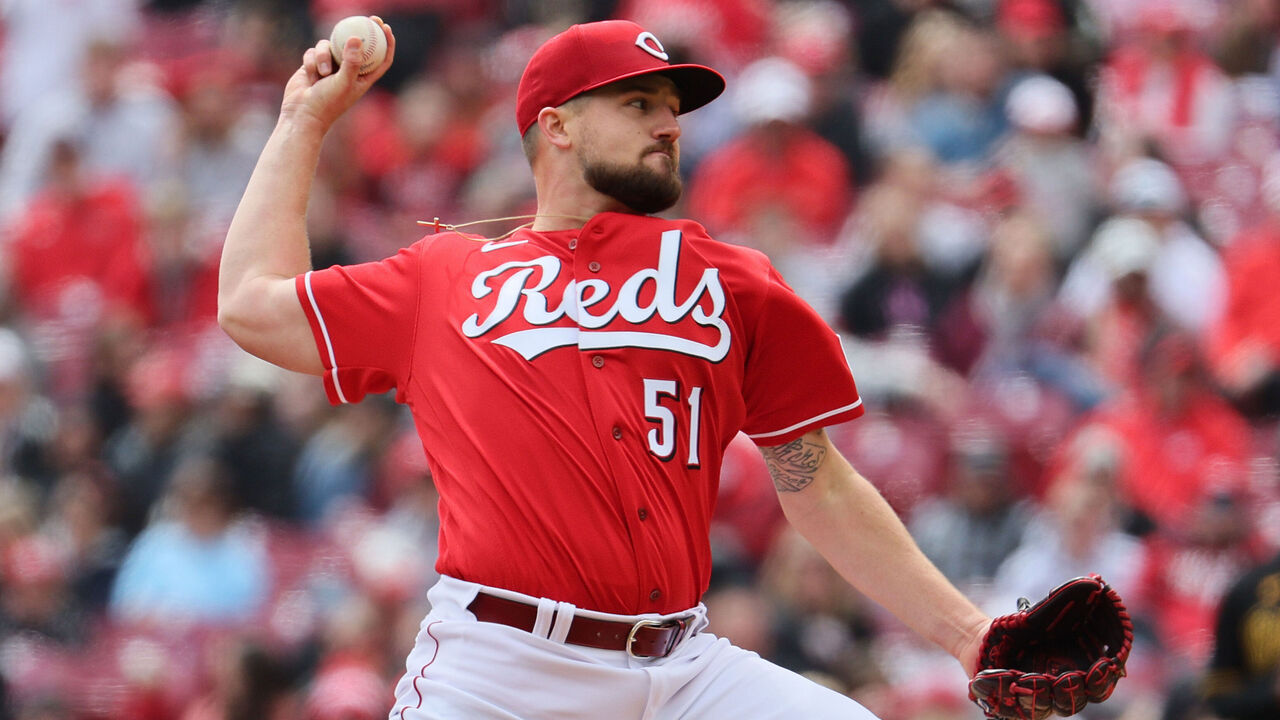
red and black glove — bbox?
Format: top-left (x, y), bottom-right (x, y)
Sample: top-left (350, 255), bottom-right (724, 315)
top-left (968, 575), bottom-right (1134, 720)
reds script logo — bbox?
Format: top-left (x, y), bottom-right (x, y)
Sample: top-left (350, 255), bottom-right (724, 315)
top-left (462, 230), bottom-right (730, 361)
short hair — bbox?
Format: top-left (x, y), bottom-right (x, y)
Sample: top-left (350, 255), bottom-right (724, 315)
top-left (521, 125), bottom-right (540, 165)
top-left (519, 95), bottom-right (586, 166)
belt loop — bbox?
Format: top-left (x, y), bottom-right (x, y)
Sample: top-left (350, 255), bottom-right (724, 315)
top-left (531, 597), bottom-right (557, 638)
top-left (548, 601), bottom-right (576, 644)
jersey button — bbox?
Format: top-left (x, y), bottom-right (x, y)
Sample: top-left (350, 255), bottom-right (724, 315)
top-left (649, 588), bottom-right (662, 601)
top-left (591, 355), bottom-right (605, 368)
top-left (637, 508), bottom-right (648, 521)
top-left (588, 261), bottom-right (601, 273)
top-left (612, 426), bottom-right (623, 440)
top-left (568, 238), bottom-right (578, 250)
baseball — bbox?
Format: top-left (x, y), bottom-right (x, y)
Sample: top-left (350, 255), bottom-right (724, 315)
top-left (329, 15), bottom-right (387, 75)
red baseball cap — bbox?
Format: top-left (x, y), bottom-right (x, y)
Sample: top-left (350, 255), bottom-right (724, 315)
top-left (516, 20), bottom-right (725, 135)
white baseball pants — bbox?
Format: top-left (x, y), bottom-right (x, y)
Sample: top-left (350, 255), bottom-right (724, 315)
top-left (388, 575), bottom-right (879, 720)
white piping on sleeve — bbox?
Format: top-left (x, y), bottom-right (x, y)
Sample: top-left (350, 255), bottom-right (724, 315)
top-left (745, 398), bottom-right (863, 441)
top-left (303, 271), bottom-right (350, 404)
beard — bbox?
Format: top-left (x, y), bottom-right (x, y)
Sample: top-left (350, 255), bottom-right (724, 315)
top-left (580, 145), bottom-right (682, 214)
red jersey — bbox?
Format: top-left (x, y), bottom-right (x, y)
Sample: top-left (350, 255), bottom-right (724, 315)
top-left (296, 213), bottom-right (863, 614)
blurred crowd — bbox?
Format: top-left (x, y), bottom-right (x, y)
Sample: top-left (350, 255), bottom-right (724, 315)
top-left (0, 0), bottom-right (1278, 718)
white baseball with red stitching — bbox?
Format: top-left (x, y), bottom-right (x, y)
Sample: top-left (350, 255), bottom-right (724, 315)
top-left (329, 15), bottom-right (386, 75)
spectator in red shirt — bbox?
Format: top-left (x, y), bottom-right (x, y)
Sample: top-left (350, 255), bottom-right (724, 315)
top-left (687, 56), bottom-right (853, 252)
top-left (8, 139), bottom-right (153, 324)
top-left (5, 138), bottom-right (155, 401)
top-left (1209, 160), bottom-right (1280, 418)
top-left (1071, 331), bottom-right (1254, 534)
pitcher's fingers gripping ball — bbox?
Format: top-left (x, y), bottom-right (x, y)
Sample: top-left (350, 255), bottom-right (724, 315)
top-left (329, 15), bottom-right (388, 75)
top-left (968, 575), bottom-right (1134, 720)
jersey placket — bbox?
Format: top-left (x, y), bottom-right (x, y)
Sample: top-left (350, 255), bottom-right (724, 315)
top-left (572, 221), bottom-right (670, 610)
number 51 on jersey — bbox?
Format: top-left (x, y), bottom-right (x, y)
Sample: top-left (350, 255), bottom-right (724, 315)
top-left (643, 378), bottom-right (702, 467)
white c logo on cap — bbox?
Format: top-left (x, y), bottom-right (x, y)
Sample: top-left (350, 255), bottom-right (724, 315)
top-left (635, 32), bottom-right (669, 61)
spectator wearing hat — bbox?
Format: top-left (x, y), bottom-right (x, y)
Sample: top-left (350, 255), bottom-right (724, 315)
top-left (773, 2), bottom-right (870, 184)
top-left (997, 0), bottom-right (1068, 73)
top-left (996, 0), bottom-right (1097, 130)
top-left (1060, 157), bottom-right (1226, 336)
top-left (686, 56), bottom-right (853, 254)
top-left (1064, 216), bottom-right (1165, 392)
top-left (992, 74), bottom-right (1101, 259)
top-left (685, 52), bottom-right (860, 329)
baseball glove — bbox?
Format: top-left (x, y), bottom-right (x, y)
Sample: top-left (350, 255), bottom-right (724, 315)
top-left (968, 575), bottom-right (1134, 720)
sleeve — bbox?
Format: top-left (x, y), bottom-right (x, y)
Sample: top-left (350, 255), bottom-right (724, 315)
top-left (295, 241), bottom-right (423, 405)
top-left (741, 266), bottom-right (864, 446)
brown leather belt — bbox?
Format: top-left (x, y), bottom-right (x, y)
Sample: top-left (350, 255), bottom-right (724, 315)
top-left (467, 592), bottom-right (694, 659)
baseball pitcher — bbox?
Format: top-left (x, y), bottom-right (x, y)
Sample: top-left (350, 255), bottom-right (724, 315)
top-left (219, 17), bottom-right (1129, 719)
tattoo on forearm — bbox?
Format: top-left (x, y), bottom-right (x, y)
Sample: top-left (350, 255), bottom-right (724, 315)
top-left (763, 437), bottom-right (827, 493)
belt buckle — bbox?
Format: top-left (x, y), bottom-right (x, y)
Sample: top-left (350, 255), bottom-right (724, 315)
top-left (625, 616), bottom-right (690, 659)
